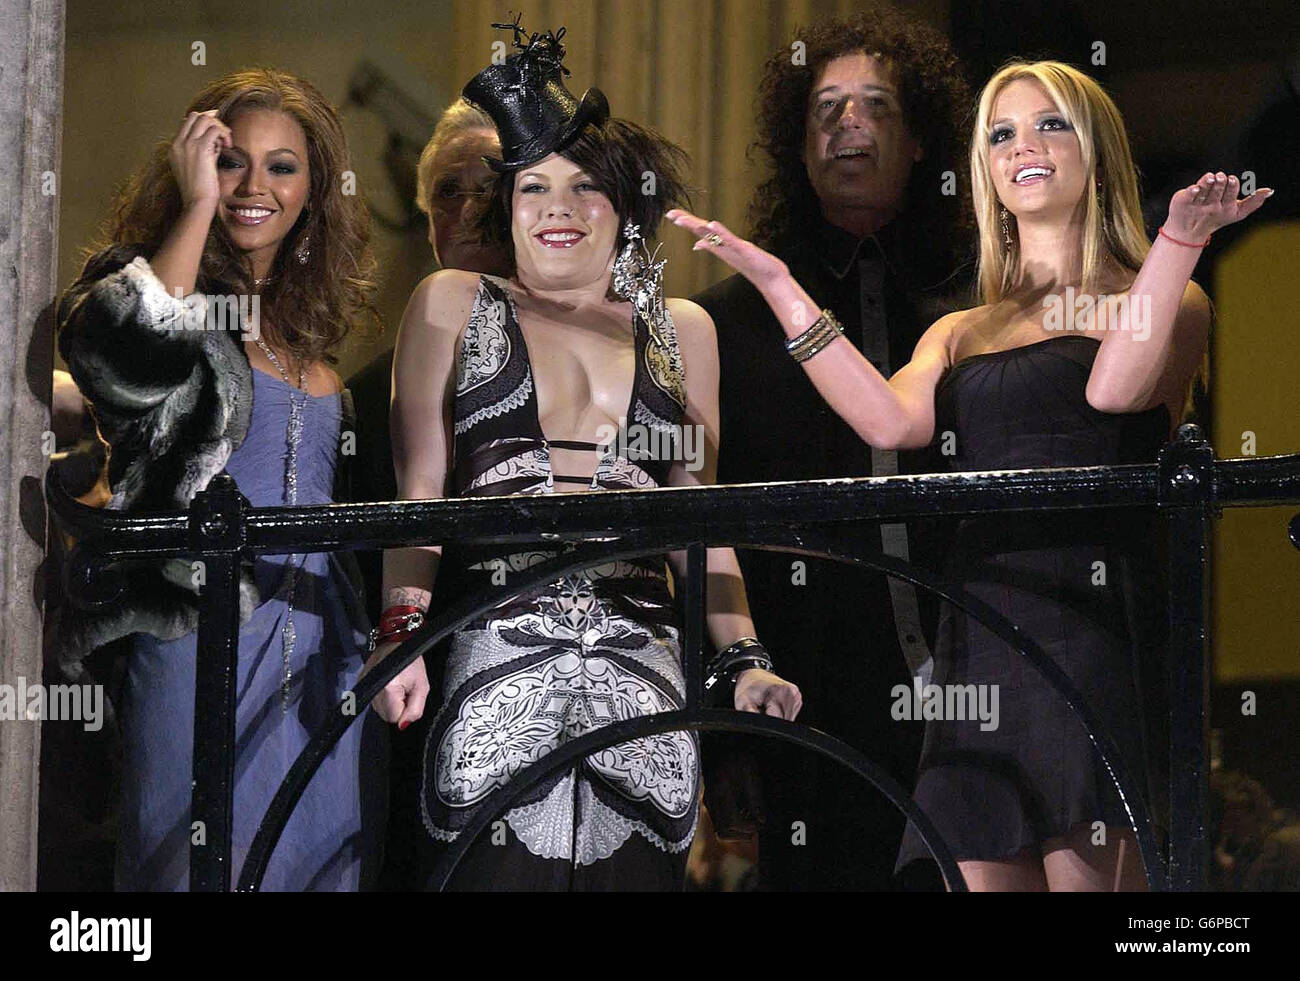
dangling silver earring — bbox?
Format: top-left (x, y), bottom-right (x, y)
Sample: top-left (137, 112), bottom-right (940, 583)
top-left (610, 221), bottom-right (642, 300)
top-left (1000, 206), bottom-right (1013, 249)
top-left (296, 232), bottom-right (310, 265)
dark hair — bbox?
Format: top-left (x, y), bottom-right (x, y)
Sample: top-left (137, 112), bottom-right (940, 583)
top-left (474, 117), bottom-right (692, 268)
top-left (749, 5), bottom-right (973, 275)
top-left (86, 67), bottom-right (380, 365)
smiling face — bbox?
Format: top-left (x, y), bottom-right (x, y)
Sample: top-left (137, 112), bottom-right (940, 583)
top-left (510, 152), bottom-right (619, 290)
top-left (987, 78), bottom-right (1087, 223)
top-left (427, 127), bottom-right (508, 273)
top-left (802, 52), bottom-right (923, 224)
top-left (216, 108), bottom-right (311, 275)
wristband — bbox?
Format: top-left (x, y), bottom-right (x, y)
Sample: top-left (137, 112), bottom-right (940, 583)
top-left (1158, 226), bottom-right (1211, 249)
top-left (704, 638), bottom-right (774, 699)
top-left (368, 608), bottom-right (426, 652)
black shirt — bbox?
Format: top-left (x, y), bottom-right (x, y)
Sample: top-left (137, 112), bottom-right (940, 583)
top-left (691, 215), bottom-right (971, 888)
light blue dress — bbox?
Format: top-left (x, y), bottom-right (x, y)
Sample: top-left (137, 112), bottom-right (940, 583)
top-left (116, 369), bottom-right (386, 891)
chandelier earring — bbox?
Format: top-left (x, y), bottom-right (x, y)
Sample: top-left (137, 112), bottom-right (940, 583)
top-left (295, 207), bottom-right (312, 265)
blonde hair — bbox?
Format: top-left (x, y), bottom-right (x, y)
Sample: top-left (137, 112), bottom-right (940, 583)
top-left (971, 61), bottom-right (1150, 304)
top-left (414, 98), bottom-right (495, 218)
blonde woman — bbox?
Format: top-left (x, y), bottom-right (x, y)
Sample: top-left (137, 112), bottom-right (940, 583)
top-left (670, 59), bottom-right (1271, 891)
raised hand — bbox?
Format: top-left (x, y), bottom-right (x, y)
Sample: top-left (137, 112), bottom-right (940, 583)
top-left (666, 208), bottom-right (789, 289)
top-left (1165, 171), bottom-right (1273, 244)
top-left (169, 109), bottom-right (232, 213)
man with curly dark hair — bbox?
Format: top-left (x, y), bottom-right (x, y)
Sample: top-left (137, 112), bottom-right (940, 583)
top-left (692, 5), bottom-right (973, 890)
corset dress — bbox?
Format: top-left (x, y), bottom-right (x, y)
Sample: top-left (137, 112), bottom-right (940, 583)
top-left (420, 275), bottom-right (701, 890)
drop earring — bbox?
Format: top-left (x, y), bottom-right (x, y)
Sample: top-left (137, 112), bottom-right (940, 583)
top-left (1000, 206), bottom-right (1013, 249)
top-left (295, 207), bottom-right (311, 264)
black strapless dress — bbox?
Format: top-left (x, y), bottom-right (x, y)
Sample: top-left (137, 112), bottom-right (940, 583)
top-left (897, 335), bottom-right (1169, 868)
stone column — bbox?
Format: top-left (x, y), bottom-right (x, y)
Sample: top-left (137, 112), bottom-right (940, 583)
top-left (0, 0), bottom-right (63, 892)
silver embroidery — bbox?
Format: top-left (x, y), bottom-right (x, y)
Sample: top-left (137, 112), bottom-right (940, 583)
top-left (433, 651), bottom-right (695, 816)
top-left (453, 372), bottom-right (533, 436)
top-left (575, 779), bottom-right (699, 863)
top-left (456, 285), bottom-right (511, 395)
top-left (453, 284), bottom-right (535, 436)
top-left (505, 771), bottom-right (585, 859)
top-left (633, 400), bottom-right (679, 436)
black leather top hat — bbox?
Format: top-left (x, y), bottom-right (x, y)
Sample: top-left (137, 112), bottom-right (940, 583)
top-left (462, 17), bottom-right (610, 173)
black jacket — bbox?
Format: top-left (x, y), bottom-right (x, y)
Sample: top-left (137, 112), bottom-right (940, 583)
top-left (693, 216), bottom-right (971, 734)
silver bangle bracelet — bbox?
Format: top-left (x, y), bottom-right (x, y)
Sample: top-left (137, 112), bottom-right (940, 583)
top-left (785, 309), bottom-right (844, 363)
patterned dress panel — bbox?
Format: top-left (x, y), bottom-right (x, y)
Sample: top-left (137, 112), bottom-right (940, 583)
top-left (453, 280), bottom-right (534, 437)
top-left (426, 274), bottom-right (699, 874)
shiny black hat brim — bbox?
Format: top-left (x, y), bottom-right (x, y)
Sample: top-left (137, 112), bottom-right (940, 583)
top-left (482, 87), bottom-right (611, 173)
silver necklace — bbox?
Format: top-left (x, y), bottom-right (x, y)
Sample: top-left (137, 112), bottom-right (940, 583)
top-left (255, 337), bottom-right (306, 713)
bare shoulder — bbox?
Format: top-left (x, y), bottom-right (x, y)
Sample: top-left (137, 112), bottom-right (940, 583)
top-left (406, 268), bottom-right (484, 333)
top-left (665, 298), bottom-right (717, 370)
top-left (665, 297), bottom-right (715, 336)
top-left (919, 305), bottom-right (987, 362)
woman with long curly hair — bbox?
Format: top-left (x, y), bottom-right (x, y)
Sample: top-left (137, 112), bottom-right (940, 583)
top-left (672, 60), bottom-right (1271, 890)
top-left (57, 68), bottom-right (385, 891)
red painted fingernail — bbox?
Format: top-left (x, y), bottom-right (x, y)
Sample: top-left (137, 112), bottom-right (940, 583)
top-left (398, 720), bottom-right (410, 731)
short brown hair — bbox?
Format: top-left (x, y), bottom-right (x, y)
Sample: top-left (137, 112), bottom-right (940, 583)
top-left (473, 117), bottom-right (693, 266)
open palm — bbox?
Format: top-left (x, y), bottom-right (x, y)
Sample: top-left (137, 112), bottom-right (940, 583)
top-left (1166, 171), bottom-right (1273, 243)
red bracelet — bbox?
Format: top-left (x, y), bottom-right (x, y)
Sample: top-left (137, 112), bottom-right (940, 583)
top-left (1159, 226), bottom-right (1210, 249)
top-left (380, 604), bottom-right (423, 618)
top-left (379, 604), bottom-right (423, 625)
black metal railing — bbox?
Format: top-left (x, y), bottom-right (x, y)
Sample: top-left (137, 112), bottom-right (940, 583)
top-left (46, 423), bottom-right (1300, 891)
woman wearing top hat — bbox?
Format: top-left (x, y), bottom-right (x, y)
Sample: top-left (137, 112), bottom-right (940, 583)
top-left (364, 20), bottom-right (802, 890)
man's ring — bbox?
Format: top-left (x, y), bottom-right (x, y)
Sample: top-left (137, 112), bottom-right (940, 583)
top-left (705, 233), bottom-right (724, 247)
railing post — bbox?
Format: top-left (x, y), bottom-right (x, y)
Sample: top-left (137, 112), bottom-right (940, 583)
top-left (1159, 423), bottom-right (1214, 890)
top-left (683, 542), bottom-right (706, 710)
top-left (188, 474), bottom-right (247, 892)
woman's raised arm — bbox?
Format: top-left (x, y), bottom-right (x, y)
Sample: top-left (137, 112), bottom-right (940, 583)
top-left (1086, 171), bottom-right (1270, 414)
top-left (667, 209), bottom-right (954, 450)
